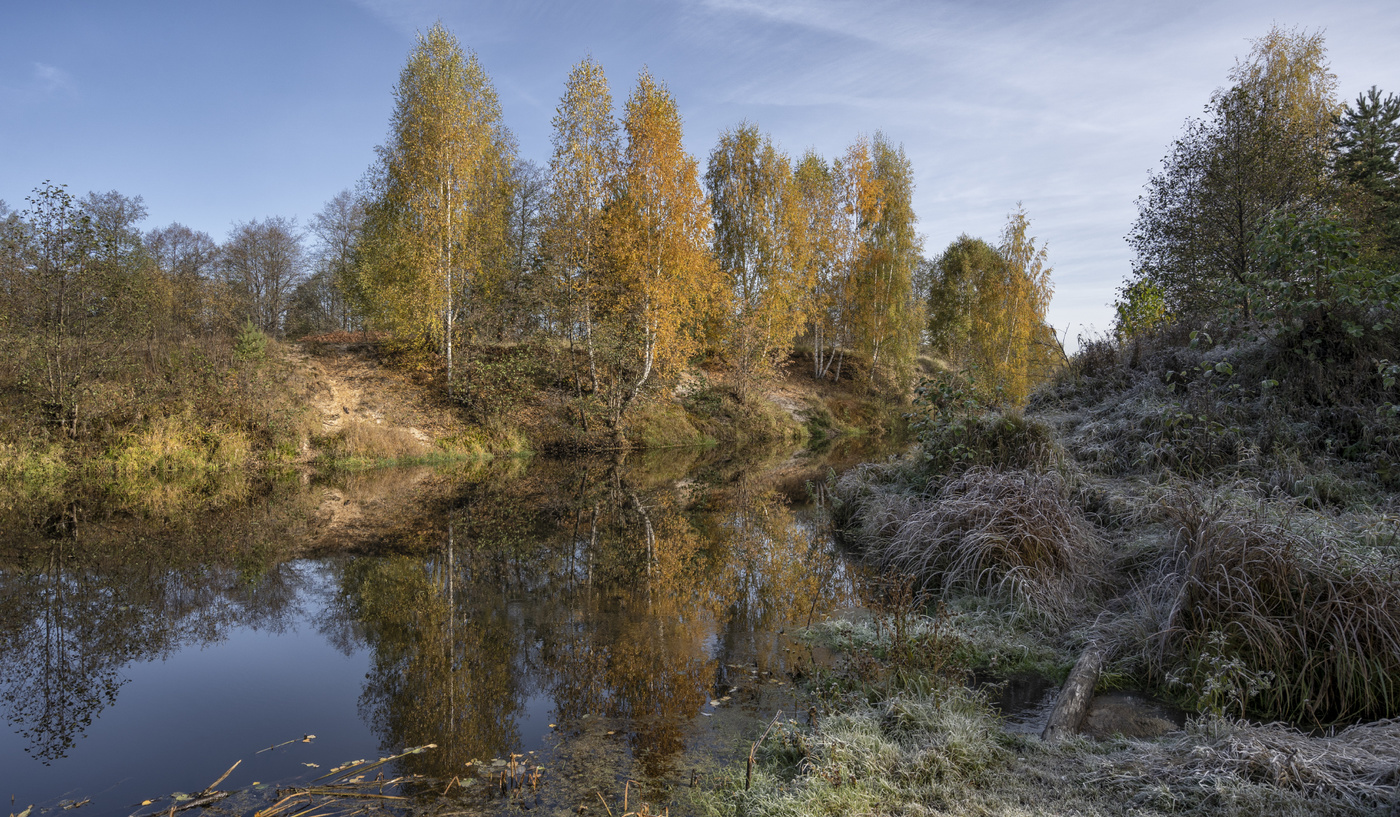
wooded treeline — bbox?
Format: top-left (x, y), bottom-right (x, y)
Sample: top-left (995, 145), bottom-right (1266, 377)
top-left (0, 22), bottom-right (1058, 451)
top-left (1118, 26), bottom-right (1400, 339)
top-left (348, 26), bottom-right (947, 438)
top-left (345, 25), bottom-right (1058, 430)
top-left (0, 183), bottom-right (334, 446)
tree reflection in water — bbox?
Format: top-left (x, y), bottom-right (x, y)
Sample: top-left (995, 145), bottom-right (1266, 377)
top-left (334, 448), bottom-right (857, 788)
top-left (0, 494), bottom-right (310, 764)
top-left (0, 441), bottom-right (875, 803)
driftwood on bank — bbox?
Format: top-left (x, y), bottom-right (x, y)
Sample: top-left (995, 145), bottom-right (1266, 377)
top-left (1042, 645), bottom-right (1102, 742)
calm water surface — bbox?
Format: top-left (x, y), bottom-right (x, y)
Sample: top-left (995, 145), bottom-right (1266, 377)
top-left (0, 440), bottom-right (898, 816)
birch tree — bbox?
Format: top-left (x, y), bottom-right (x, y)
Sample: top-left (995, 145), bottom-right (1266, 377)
top-left (705, 124), bottom-right (809, 400)
top-left (851, 133), bottom-right (922, 389)
top-left (544, 57), bottom-right (619, 401)
top-left (811, 136), bottom-right (882, 384)
top-left (793, 152), bottom-right (842, 380)
top-left (597, 69), bottom-right (718, 436)
top-left (1128, 26), bottom-right (1339, 321)
top-left (928, 205), bottom-right (1055, 403)
top-left (361, 23), bottom-right (514, 394)
top-left (993, 205), bottom-right (1055, 401)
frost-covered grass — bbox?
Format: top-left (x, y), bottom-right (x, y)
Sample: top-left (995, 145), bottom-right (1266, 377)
top-left (697, 604), bottom-right (1393, 817)
top-left (774, 327), bottom-right (1400, 814)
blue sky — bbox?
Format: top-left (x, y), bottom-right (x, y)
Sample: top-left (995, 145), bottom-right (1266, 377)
top-left (3, 0), bottom-right (1397, 341)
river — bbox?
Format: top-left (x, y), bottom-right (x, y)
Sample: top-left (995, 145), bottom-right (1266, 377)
top-left (0, 438), bottom-right (900, 817)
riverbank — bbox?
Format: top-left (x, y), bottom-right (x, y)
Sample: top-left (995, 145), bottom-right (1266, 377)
top-left (694, 604), bottom-right (1389, 817)
top-left (0, 333), bottom-right (907, 508)
top-left (0, 434), bottom-right (908, 817)
top-left (708, 325), bottom-right (1400, 815)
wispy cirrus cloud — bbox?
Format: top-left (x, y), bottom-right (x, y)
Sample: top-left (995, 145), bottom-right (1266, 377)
top-left (32, 62), bottom-right (75, 95)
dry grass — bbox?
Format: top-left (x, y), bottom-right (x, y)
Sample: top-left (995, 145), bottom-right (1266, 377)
top-left (1099, 716), bottom-right (1400, 810)
top-left (861, 467), bottom-right (1105, 621)
top-left (107, 413), bottom-right (253, 475)
top-left (322, 419), bottom-right (431, 464)
top-left (1145, 494), bottom-right (1400, 724)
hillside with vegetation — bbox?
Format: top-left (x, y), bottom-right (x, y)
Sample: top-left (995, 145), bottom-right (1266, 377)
top-left (699, 26), bottom-right (1400, 817)
top-left (6, 18), bottom-right (1398, 816)
top-left (0, 23), bottom-right (1060, 510)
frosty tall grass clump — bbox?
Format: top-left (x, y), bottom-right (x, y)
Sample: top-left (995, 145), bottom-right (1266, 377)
top-left (855, 467), bottom-right (1104, 622)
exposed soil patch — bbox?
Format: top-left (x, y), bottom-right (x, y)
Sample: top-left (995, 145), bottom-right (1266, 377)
top-left (284, 339), bottom-right (467, 450)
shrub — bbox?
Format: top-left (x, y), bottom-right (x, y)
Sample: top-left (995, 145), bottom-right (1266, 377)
top-left (232, 319), bottom-right (268, 363)
top-left (457, 347), bottom-right (539, 426)
top-left (863, 467), bottom-right (1104, 621)
top-left (909, 372), bottom-right (1060, 477)
top-left (1149, 496), bottom-right (1400, 724)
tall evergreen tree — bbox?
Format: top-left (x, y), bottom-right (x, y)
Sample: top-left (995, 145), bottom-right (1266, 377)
top-left (1334, 86), bottom-right (1400, 261)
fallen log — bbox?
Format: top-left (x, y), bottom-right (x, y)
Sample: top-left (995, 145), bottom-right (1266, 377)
top-left (1041, 644), bottom-right (1102, 743)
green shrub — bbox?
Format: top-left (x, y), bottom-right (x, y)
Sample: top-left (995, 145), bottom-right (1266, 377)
top-left (457, 347), bottom-right (540, 426)
top-left (233, 319), bottom-right (268, 363)
top-left (909, 372), bottom-right (1059, 477)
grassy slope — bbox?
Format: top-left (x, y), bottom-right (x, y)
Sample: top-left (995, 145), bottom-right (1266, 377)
top-left (0, 333), bottom-right (907, 525)
top-left (696, 327), bottom-right (1400, 816)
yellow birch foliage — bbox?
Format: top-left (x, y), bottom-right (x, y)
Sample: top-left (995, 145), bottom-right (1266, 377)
top-left (598, 70), bottom-right (719, 430)
top-left (928, 205), bottom-right (1056, 403)
top-left (850, 133), bottom-right (923, 390)
top-left (358, 23), bottom-right (513, 387)
top-left (827, 137), bottom-right (883, 383)
top-left (793, 151), bottom-right (843, 380)
top-left (1230, 25), bottom-right (1340, 155)
top-left (705, 124), bottom-right (811, 400)
top-left (545, 57), bottom-right (619, 392)
top-left (793, 139), bottom-right (881, 383)
top-left (936, 205), bottom-right (1054, 403)
top-left (994, 205), bottom-right (1055, 401)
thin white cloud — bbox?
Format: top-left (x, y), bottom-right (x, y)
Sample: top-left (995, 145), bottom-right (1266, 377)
top-left (32, 62), bottom-right (74, 95)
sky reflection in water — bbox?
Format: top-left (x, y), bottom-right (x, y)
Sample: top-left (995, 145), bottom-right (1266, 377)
top-left (0, 443), bottom-right (885, 815)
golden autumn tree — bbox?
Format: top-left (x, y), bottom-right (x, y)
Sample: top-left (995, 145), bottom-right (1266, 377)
top-left (928, 204), bottom-right (1055, 403)
top-left (797, 135), bottom-right (918, 388)
top-left (544, 57), bottom-right (620, 408)
top-left (794, 139), bottom-right (883, 384)
top-left (826, 137), bottom-right (883, 384)
top-left (357, 23), bottom-right (513, 395)
top-left (705, 124), bottom-right (810, 401)
top-left (850, 133), bottom-right (923, 390)
top-left (793, 151), bottom-right (844, 380)
top-left (596, 69), bottom-right (718, 438)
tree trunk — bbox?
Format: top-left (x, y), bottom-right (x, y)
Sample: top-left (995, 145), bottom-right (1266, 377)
top-left (1041, 645), bottom-right (1102, 743)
